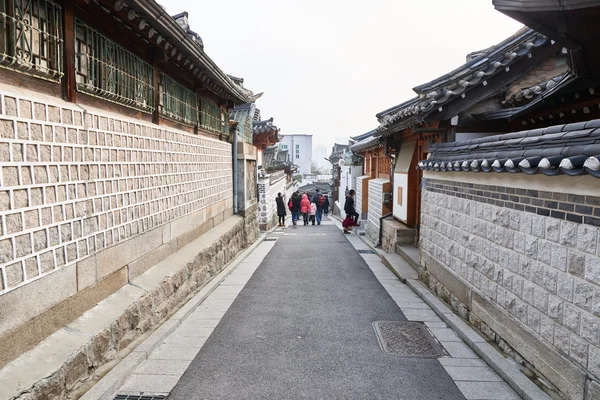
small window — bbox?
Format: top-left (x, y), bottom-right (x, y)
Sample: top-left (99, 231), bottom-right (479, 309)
top-left (75, 20), bottom-right (154, 112)
top-left (0, 0), bottom-right (64, 82)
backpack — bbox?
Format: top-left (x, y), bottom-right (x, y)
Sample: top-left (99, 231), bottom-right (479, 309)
top-left (317, 195), bottom-right (325, 207)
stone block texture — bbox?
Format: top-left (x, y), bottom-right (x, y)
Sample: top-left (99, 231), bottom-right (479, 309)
top-left (421, 177), bottom-right (600, 400)
top-left (355, 175), bottom-right (369, 218)
top-left (257, 174), bottom-right (286, 230)
top-left (0, 91), bottom-right (232, 334)
top-left (366, 178), bottom-right (389, 243)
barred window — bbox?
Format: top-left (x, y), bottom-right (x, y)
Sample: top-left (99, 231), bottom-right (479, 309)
top-left (75, 20), bottom-right (154, 112)
top-left (199, 96), bottom-right (226, 134)
top-left (158, 72), bottom-right (197, 125)
top-left (0, 0), bottom-right (63, 81)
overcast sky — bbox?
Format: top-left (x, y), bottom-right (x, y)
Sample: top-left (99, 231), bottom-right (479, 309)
top-left (163, 0), bottom-right (523, 150)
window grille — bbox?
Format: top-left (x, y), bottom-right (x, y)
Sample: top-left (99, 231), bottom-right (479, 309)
top-left (0, 0), bottom-right (63, 81)
top-left (159, 72), bottom-right (197, 125)
top-left (199, 96), bottom-right (225, 134)
top-left (75, 20), bottom-right (154, 112)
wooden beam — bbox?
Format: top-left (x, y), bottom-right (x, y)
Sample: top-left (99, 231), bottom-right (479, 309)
top-left (63, 2), bottom-right (76, 102)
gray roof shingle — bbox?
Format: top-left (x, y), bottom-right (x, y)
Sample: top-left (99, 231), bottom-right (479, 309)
top-left (418, 118), bottom-right (600, 177)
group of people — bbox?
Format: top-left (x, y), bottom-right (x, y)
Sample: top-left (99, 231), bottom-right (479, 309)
top-left (275, 188), bottom-right (360, 234)
top-left (275, 189), bottom-right (330, 226)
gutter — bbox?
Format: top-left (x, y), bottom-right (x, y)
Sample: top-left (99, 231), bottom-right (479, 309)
top-left (125, 0), bottom-right (249, 102)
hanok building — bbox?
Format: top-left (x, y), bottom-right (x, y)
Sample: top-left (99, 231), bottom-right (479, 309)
top-left (414, 2), bottom-right (600, 400)
top-left (0, 1), bottom-right (265, 398)
top-left (353, 26), bottom-right (591, 251)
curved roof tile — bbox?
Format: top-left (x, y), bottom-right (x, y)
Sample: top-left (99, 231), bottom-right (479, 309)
top-left (418, 119), bottom-right (600, 177)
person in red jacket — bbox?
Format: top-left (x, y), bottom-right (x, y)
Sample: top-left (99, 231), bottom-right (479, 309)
top-left (300, 194), bottom-right (311, 226)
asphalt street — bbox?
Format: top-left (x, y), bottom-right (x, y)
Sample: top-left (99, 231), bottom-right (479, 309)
top-left (168, 219), bottom-right (466, 400)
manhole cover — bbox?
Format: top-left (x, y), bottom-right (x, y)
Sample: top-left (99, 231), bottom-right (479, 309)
top-left (358, 249), bottom-right (375, 254)
top-left (264, 238), bottom-right (278, 241)
top-left (373, 321), bottom-right (443, 358)
top-left (114, 395), bottom-right (166, 400)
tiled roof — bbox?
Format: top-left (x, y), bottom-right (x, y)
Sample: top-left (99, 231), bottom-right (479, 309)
top-left (418, 119), bottom-right (600, 178)
top-left (504, 72), bottom-right (571, 105)
top-left (350, 135), bottom-right (383, 153)
top-left (351, 129), bottom-right (378, 141)
top-left (253, 118), bottom-right (279, 135)
top-left (376, 28), bottom-right (549, 133)
top-left (472, 72), bottom-right (574, 121)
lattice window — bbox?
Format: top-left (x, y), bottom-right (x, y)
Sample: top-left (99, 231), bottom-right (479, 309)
top-left (0, 0), bottom-right (63, 81)
top-left (199, 96), bottom-right (226, 134)
top-left (158, 72), bottom-right (197, 125)
top-left (75, 19), bottom-right (154, 112)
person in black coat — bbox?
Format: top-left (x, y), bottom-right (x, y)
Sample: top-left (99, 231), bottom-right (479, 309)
top-left (275, 192), bottom-right (286, 226)
top-left (344, 190), bottom-right (360, 224)
top-left (289, 191), bottom-right (302, 225)
top-left (323, 195), bottom-right (330, 215)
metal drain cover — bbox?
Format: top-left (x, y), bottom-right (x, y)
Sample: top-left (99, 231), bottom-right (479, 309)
top-left (358, 249), bottom-right (375, 254)
top-left (373, 321), bottom-right (443, 358)
top-left (114, 395), bottom-right (166, 400)
top-left (264, 238), bottom-right (278, 241)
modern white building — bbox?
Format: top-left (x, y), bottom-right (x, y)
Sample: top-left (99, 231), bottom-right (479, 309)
top-left (280, 134), bottom-right (313, 176)
top-left (313, 146), bottom-right (328, 171)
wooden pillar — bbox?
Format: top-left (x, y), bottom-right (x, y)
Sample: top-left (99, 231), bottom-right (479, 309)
top-left (63, 2), bottom-right (76, 102)
top-left (152, 58), bottom-right (160, 125)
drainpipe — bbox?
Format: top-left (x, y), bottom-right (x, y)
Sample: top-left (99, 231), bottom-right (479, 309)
top-left (376, 212), bottom-right (393, 248)
top-left (233, 130), bottom-right (239, 214)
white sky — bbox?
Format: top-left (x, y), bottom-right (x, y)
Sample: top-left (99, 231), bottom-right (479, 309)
top-left (163, 0), bottom-right (523, 150)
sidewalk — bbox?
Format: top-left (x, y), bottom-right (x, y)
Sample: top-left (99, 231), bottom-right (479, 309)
top-left (86, 217), bottom-right (528, 400)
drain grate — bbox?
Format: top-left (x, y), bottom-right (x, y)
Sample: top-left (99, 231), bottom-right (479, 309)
top-left (358, 249), bottom-right (375, 254)
top-left (114, 395), bottom-right (166, 400)
top-left (373, 321), bottom-right (443, 358)
top-left (264, 238), bottom-right (278, 241)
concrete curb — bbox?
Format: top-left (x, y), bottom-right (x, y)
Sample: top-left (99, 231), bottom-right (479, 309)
top-left (406, 279), bottom-right (550, 400)
top-left (81, 228), bottom-right (277, 400)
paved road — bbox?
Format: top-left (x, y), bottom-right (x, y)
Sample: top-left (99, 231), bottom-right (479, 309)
top-left (169, 219), bottom-right (466, 399)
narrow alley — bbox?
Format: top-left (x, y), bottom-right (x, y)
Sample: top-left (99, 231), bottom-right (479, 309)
top-left (94, 218), bottom-right (523, 400)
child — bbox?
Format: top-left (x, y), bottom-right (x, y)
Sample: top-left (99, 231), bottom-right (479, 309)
top-left (300, 194), bottom-right (310, 225)
top-left (309, 202), bottom-right (317, 225)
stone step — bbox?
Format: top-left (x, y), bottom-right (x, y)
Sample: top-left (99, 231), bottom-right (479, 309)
top-left (381, 253), bottom-right (418, 283)
top-left (395, 244), bottom-right (420, 271)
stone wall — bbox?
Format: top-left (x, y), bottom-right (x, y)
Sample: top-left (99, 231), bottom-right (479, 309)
top-left (366, 178), bottom-right (389, 243)
top-left (1, 215), bottom-right (252, 400)
top-left (0, 85), bottom-right (235, 367)
top-left (420, 173), bottom-right (600, 400)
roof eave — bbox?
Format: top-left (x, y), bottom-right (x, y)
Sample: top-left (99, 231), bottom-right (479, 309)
top-left (126, 0), bottom-right (250, 103)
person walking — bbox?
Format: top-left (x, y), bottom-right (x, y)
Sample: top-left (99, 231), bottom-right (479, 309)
top-left (275, 192), bottom-right (286, 227)
top-left (309, 202), bottom-right (317, 225)
top-left (323, 195), bottom-right (330, 216)
top-left (300, 193), bottom-right (311, 226)
top-left (311, 189), bottom-right (325, 225)
top-left (289, 192), bottom-right (301, 225)
top-left (343, 189), bottom-right (360, 234)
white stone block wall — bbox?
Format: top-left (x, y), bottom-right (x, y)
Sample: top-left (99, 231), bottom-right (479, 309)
top-left (366, 178), bottom-right (389, 243)
top-left (421, 176), bottom-right (600, 400)
top-left (355, 175), bottom-right (370, 218)
top-left (257, 175), bottom-right (286, 230)
top-left (0, 89), bottom-right (232, 296)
